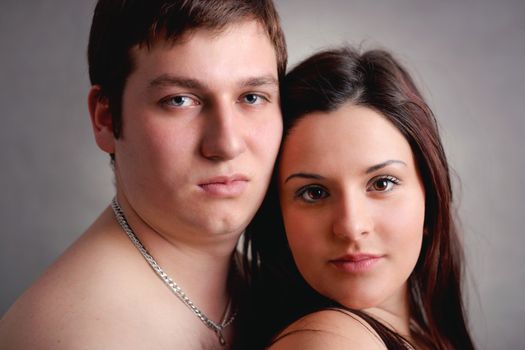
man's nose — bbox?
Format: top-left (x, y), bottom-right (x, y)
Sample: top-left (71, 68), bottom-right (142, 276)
top-left (200, 102), bottom-right (246, 161)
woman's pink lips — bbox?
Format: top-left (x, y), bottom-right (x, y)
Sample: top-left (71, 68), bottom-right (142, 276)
top-left (198, 175), bottom-right (249, 197)
top-left (329, 254), bottom-right (383, 273)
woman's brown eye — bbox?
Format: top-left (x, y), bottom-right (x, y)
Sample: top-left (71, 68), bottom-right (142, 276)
top-left (306, 188), bottom-right (326, 200)
top-left (369, 176), bottom-right (399, 192)
top-left (374, 179), bottom-right (389, 191)
top-left (296, 185), bottom-right (329, 203)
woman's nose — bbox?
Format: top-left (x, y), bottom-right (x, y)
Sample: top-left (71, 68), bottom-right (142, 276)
top-left (332, 193), bottom-right (373, 241)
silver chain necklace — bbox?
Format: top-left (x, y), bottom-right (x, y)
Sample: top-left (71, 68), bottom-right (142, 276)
top-left (111, 197), bottom-right (236, 346)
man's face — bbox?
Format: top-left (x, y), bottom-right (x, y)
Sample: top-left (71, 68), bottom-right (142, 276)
top-left (114, 20), bottom-right (282, 238)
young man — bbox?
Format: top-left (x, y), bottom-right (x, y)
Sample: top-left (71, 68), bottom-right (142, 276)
top-left (0, 1), bottom-right (286, 349)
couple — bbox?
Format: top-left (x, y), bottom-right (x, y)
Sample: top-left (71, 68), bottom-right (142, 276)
top-left (0, 1), bottom-right (475, 349)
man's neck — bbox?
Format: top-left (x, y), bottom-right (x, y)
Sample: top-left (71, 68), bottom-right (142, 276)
top-left (112, 193), bottom-right (241, 324)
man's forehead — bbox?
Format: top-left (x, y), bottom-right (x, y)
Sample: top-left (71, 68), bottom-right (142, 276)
top-left (128, 20), bottom-right (278, 91)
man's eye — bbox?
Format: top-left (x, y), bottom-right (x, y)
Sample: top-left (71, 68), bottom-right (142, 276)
top-left (241, 93), bottom-right (267, 105)
top-left (296, 185), bottom-right (329, 203)
top-left (162, 95), bottom-right (199, 107)
top-left (368, 176), bottom-right (400, 192)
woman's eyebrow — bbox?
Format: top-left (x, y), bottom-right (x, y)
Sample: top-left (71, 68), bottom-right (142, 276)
top-left (365, 160), bottom-right (407, 174)
top-left (284, 173), bottom-right (325, 183)
top-left (283, 160), bottom-right (407, 183)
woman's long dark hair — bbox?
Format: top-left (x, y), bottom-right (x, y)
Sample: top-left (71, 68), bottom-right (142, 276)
top-left (237, 47), bottom-right (475, 350)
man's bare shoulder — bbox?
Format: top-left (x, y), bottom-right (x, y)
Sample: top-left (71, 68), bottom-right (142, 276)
top-left (267, 309), bottom-right (387, 350)
top-left (0, 207), bottom-right (163, 349)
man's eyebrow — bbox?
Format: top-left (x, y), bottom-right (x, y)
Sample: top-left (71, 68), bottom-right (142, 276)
top-left (148, 74), bottom-right (278, 91)
top-left (366, 160), bottom-right (407, 174)
top-left (284, 173), bottom-right (325, 183)
top-left (149, 74), bottom-right (206, 89)
top-left (239, 75), bottom-right (278, 89)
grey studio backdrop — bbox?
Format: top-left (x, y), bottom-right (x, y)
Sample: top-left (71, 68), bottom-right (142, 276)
top-left (1, 1), bottom-right (523, 348)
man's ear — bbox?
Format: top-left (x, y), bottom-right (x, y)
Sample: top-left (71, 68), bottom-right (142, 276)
top-left (88, 85), bottom-right (116, 154)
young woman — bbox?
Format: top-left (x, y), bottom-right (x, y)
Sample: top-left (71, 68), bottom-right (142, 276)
top-left (241, 47), bottom-right (476, 349)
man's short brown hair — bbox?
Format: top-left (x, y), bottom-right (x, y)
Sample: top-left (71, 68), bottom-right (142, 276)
top-left (88, 0), bottom-right (287, 138)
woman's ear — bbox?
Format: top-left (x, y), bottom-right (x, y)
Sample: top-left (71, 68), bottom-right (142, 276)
top-left (88, 85), bottom-right (115, 154)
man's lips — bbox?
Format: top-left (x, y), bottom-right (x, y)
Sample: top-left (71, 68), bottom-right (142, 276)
top-left (198, 175), bottom-right (249, 197)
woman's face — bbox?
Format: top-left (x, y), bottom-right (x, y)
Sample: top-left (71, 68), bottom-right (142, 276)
top-left (279, 103), bottom-right (425, 311)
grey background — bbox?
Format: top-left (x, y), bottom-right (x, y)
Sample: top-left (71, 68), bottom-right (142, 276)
top-left (1, 1), bottom-right (523, 348)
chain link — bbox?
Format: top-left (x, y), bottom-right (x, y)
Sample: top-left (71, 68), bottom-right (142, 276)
top-left (111, 197), bottom-right (236, 346)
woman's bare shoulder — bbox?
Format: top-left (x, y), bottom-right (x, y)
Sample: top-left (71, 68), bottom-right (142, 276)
top-left (267, 309), bottom-right (387, 350)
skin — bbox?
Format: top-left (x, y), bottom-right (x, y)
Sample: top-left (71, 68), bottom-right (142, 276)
top-left (272, 104), bottom-right (425, 349)
top-left (0, 20), bottom-right (282, 350)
